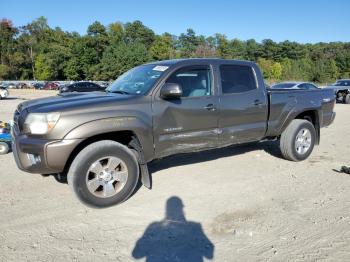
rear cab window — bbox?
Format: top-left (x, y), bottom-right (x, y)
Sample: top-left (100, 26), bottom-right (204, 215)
top-left (220, 65), bottom-right (257, 94)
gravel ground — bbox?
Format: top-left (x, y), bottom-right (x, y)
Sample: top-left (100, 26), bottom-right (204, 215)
top-left (0, 90), bottom-right (349, 262)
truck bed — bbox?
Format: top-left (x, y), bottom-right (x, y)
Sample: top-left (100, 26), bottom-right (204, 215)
top-left (265, 88), bottom-right (336, 137)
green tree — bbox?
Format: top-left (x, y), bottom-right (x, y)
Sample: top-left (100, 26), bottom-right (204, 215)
top-left (124, 21), bottom-right (155, 48)
top-left (262, 39), bottom-right (281, 60)
top-left (229, 39), bottom-right (245, 59)
top-left (150, 34), bottom-right (174, 60)
top-left (0, 64), bottom-right (10, 80)
top-left (1, 16), bottom-right (350, 83)
top-left (178, 29), bottom-right (199, 57)
top-left (326, 59), bottom-right (339, 81)
top-left (108, 22), bottom-right (124, 45)
top-left (98, 42), bottom-right (150, 80)
top-left (257, 58), bottom-right (282, 80)
top-left (0, 19), bottom-right (18, 79)
top-left (245, 39), bottom-right (262, 61)
top-left (87, 21), bottom-right (107, 36)
top-left (215, 34), bottom-right (230, 58)
top-left (64, 57), bottom-right (82, 80)
top-left (34, 53), bottom-right (55, 80)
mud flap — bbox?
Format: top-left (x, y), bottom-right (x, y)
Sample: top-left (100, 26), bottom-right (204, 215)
top-left (129, 136), bottom-right (152, 189)
top-left (140, 163), bottom-right (151, 189)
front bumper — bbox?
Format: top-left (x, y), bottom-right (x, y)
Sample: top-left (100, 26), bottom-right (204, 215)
top-left (12, 127), bottom-right (82, 174)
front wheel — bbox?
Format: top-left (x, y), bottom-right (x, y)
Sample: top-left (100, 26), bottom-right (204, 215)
top-left (67, 140), bottom-right (139, 208)
top-left (280, 119), bottom-right (316, 161)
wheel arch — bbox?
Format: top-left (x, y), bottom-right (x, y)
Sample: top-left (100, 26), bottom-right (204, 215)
top-left (63, 130), bottom-right (139, 174)
top-left (63, 117), bottom-right (154, 160)
top-left (280, 109), bottom-right (320, 145)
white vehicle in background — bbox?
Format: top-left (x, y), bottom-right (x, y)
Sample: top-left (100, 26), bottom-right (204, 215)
top-left (270, 81), bottom-right (319, 90)
top-left (0, 86), bottom-right (9, 100)
top-left (325, 79), bottom-right (350, 104)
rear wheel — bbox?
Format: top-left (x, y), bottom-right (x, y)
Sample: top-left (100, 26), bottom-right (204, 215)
top-left (67, 140), bottom-right (139, 208)
top-left (280, 119), bottom-right (316, 161)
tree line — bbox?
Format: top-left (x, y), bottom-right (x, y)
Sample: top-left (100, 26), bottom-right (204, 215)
top-left (1, 16), bottom-right (349, 83)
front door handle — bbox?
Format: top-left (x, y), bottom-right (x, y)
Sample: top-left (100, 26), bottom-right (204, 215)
top-left (204, 104), bottom-right (216, 111)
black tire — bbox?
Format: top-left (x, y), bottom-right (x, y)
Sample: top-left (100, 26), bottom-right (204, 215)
top-left (345, 94), bottom-right (350, 104)
top-left (280, 119), bottom-right (316, 161)
top-left (0, 142), bottom-right (9, 154)
top-left (67, 140), bottom-right (139, 208)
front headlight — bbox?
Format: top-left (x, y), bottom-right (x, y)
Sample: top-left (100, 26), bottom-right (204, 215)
top-left (24, 113), bottom-right (60, 135)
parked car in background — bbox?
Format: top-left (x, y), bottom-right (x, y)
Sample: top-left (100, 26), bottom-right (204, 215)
top-left (33, 82), bottom-right (45, 90)
top-left (43, 82), bottom-right (59, 90)
top-left (59, 81), bottom-right (105, 93)
top-left (0, 82), bottom-right (16, 89)
top-left (16, 82), bottom-right (28, 89)
top-left (99, 81), bottom-right (111, 88)
top-left (270, 82), bottom-right (319, 90)
top-left (0, 86), bottom-right (9, 99)
top-left (325, 79), bottom-right (350, 104)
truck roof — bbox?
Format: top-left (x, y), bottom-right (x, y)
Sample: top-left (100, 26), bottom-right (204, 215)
top-left (146, 58), bottom-right (256, 67)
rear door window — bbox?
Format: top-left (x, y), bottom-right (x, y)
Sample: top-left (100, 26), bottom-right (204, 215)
top-left (220, 65), bottom-right (257, 94)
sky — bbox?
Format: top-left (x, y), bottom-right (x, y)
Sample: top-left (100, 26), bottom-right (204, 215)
top-left (1, 0), bottom-right (350, 43)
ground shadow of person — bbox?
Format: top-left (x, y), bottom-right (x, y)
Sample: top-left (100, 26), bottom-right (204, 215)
top-left (132, 196), bottom-right (214, 262)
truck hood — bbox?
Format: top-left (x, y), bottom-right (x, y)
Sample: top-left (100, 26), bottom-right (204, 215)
top-left (19, 92), bottom-right (137, 113)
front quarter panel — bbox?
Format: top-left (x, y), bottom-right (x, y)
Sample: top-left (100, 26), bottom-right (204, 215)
top-left (52, 97), bottom-right (155, 162)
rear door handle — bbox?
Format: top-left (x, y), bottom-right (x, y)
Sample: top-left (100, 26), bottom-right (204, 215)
top-left (204, 104), bottom-right (216, 111)
top-left (253, 99), bottom-right (263, 106)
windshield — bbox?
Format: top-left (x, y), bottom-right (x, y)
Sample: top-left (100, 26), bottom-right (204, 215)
top-left (106, 64), bottom-right (169, 95)
top-left (271, 83), bottom-right (297, 89)
top-left (333, 80), bottom-right (350, 86)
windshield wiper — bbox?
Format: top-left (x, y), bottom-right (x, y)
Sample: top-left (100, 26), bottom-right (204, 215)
top-left (106, 90), bottom-right (130, 95)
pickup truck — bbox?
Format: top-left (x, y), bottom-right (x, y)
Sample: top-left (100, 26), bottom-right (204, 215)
top-left (12, 59), bottom-right (336, 207)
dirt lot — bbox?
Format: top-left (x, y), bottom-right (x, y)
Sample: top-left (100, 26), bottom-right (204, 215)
top-left (1, 89), bottom-right (349, 262)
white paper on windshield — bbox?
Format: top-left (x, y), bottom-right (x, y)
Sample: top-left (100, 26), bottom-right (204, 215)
top-left (152, 65), bottom-right (169, 72)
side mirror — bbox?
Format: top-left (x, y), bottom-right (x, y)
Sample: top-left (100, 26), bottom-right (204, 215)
top-left (160, 83), bottom-right (182, 99)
